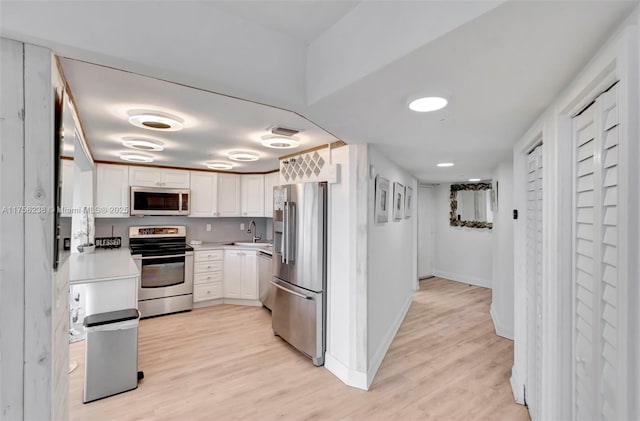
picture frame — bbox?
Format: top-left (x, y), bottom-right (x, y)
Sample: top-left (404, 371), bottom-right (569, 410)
top-left (375, 176), bottom-right (390, 223)
top-left (491, 181), bottom-right (499, 211)
top-left (404, 186), bottom-right (413, 219)
top-left (393, 182), bottom-right (404, 221)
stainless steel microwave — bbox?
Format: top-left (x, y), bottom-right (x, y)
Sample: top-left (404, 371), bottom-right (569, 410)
top-left (130, 187), bottom-right (190, 216)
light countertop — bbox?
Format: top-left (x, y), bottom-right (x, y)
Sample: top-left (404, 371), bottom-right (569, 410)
top-left (191, 242), bottom-right (273, 255)
top-left (67, 249), bottom-right (139, 285)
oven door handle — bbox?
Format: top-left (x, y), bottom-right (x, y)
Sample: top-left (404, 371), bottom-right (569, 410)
top-left (137, 254), bottom-right (188, 260)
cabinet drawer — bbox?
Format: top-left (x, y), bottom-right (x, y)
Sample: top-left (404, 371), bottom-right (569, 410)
top-left (195, 250), bottom-right (223, 262)
top-left (194, 261), bottom-right (223, 273)
top-left (194, 271), bottom-right (223, 285)
top-left (194, 283), bottom-right (222, 302)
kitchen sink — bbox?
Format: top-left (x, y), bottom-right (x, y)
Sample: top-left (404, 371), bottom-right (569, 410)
top-left (233, 242), bottom-right (272, 247)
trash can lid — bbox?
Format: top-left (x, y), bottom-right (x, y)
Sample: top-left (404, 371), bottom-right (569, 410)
top-left (83, 308), bottom-right (140, 328)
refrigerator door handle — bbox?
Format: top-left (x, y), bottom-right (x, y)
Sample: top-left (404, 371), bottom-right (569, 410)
top-left (270, 280), bottom-right (312, 300)
top-left (287, 202), bottom-right (295, 264)
top-left (282, 201), bottom-right (289, 264)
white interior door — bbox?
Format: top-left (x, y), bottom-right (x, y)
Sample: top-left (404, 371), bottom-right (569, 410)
top-left (525, 144), bottom-right (543, 420)
top-left (572, 83), bottom-right (623, 421)
top-left (417, 185), bottom-right (434, 278)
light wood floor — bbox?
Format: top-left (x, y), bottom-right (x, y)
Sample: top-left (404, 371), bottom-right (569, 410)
top-left (69, 277), bottom-right (530, 420)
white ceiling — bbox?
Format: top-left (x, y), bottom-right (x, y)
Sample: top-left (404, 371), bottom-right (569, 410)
top-left (211, 1), bottom-right (360, 44)
top-left (59, 58), bottom-right (338, 172)
top-left (2, 1), bottom-right (637, 182)
top-left (305, 0), bottom-right (638, 182)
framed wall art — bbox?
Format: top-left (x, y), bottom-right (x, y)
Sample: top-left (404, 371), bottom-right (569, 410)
top-left (404, 186), bottom-right (413, 219)
top-left (393, 182), bottom-right (404, 221)
top-left (375, 176), bottom-right (390, 223)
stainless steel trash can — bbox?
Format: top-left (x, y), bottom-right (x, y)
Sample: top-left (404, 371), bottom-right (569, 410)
top-left (83, 308), bottom-right (140, 403)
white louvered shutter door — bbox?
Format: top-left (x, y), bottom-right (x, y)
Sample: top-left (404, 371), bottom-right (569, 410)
top-left (573, 101), bottom-right (598, 421)
top-left (599, 85), bottom-right (620, 421)
top-left (572, 83), bottom-right (622, 421)
top-left (525, 144), bottom-right (543, 421)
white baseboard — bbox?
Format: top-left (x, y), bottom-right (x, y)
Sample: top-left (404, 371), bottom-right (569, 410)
top-left (490, 304), bottom-right (514, 340)
top-left (433, 270), bottom-right (492, 289)
top-left (510, 365), bottom-right (526, 405)
top-left (324, 353), bottom-right (368, 390)
top-left (193, 298), bottom-right (223, 309)
top-left (366, 291), bottom-right (415, 389)
top-left (222, 298), bottom-right (262, 307)
top-left (193, 298), bottom-right (262, 309)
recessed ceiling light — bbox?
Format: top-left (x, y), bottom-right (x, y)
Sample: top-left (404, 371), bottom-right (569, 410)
top-left (122, 138), bottom-right (164, 152)
top-left (206, 161), bottom-right (234, 170)
top-left (120, 152), bottom-right (154, 163)
top-left (261, 135), bottom-right (300, 149)
top-left (468, 178), bottom-right (481, 182)
top-left (228, 151), bottom-right (259, 162)
top-left (128, 111), bottom-right (183, 131)
top-left (437, 162), bottom-right (454, 167)
top-left (408, 97), bottom-right (448, 112)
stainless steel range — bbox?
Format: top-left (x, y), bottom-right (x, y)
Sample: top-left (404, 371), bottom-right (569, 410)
top-left (129, 226), bottom-right (193, 318)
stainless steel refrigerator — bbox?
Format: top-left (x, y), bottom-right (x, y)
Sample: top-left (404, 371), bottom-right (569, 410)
top-left (271, 182), bottom-right (327, 366)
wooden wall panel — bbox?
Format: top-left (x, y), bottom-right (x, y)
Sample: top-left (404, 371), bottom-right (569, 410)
top-left (0, 37), bottom-right (26, 421)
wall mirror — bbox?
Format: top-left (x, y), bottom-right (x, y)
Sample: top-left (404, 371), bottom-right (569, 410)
top-left (450, 183), bottom-right (493, 229)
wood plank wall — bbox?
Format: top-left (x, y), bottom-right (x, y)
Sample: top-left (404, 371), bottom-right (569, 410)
top-left (0, 38), bottom-right (64, 420)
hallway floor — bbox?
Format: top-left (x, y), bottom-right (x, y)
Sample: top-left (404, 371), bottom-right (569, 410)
top-left (69, 277), bottom-right (529, 420)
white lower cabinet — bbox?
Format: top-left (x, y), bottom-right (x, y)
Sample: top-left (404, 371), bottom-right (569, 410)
top-left (193, 250), bottom-right (223, 302)
top-left (223, 250), bottom-right (257, 300)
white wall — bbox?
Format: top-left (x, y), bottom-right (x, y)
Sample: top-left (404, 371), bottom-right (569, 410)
top-left (325, 144), bottom-right (368, 389)
top-left (491, 160), bottom-right (514, 340)
top-left (433, 183), bottom-right (492, 288)
top-left (417, 185), bottom-right (435, 278)
top-left (366, 146), bottom-right (417, 387)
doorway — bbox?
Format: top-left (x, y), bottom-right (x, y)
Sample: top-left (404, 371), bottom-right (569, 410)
top-left (417, 185), bottom-right (435, 279)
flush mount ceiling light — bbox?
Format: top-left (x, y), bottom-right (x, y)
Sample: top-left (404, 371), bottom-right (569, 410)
top-left (120, 152), bottom-right (154, 163)
top-left (206, 161), bottom-right (234, 170)
top-left (408, 96), bottom-right (448, 112)
top-left (228, 151), bottom-right (259, 162)
top-left (261, 135), bottom-right (300, 149)
top-left (122, 137), bottom-right (164, 152)
top-left (437, 162), bottom-right (454, 167)
top-left (128, 111), bottom-right (183, 131)
top-left (468, 178), bottom-right (481, 182)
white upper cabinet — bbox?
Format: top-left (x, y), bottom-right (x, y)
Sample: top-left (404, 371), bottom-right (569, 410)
top-left (263, 172), bottom-right (279, 218)
top-left (129, 166), bottom-right (190, 188)
top-left (60, 159), bottom-right (74, 217)
top-left (189, 171), bottom-right (218, 217)
top-left (161, 169), bottom-right (190, 188)
top-left (95, 163), bottom-right (129, 218)
top-left (217, 173), bottom-right (241, 217)
top-left (241, 174), bottom-right (264, 217)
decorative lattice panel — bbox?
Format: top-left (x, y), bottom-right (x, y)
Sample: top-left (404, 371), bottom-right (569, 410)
top-left (280, 150), bottom-right (326, 182)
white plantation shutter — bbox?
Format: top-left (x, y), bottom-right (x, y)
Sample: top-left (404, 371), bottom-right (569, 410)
top-left (525, 144), bottom-right (543, 420)
top-left (572, 83), bottom-right (622, 421)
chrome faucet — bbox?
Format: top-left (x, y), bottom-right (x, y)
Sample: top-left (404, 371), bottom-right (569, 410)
top-left (247, 220), bottom-right (261, 243)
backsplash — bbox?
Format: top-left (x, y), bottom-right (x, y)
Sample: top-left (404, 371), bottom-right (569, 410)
top-left (95, 216), bottom-right (271, 247)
